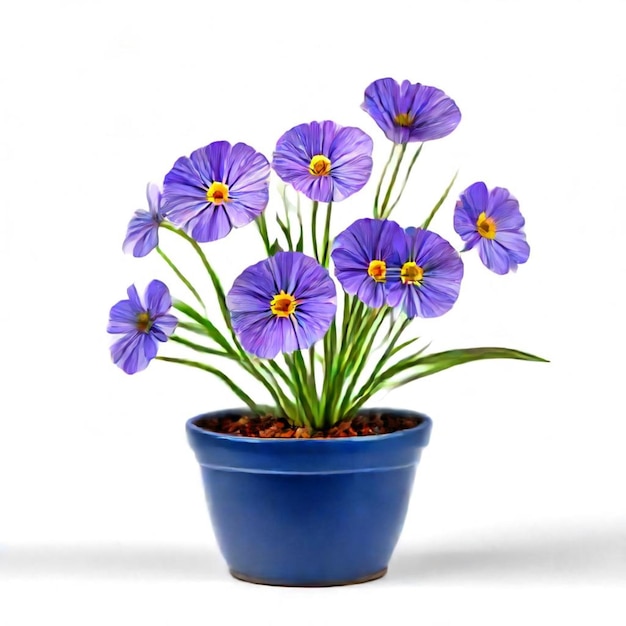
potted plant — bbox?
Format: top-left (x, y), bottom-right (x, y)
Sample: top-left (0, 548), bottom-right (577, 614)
top-left (107, 77), bottom-right (545, 586)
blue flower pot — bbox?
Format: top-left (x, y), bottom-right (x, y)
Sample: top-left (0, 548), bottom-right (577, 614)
top-left (186, 408), bottom-right (432, 586)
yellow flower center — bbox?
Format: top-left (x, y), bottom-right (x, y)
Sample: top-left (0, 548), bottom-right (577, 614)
top-left (136, 311), bottom-right (151, 332)
top-left (206, 181), bottom-right (231, 205)
top-left (270, 290), bottom-right (298, 318)
top-left (394, 112), bottom-right (415, 127)
top-left (309, 154), bottom-right (332, 176)
top-left (401, 261), bottom-right (424, 285)
top-left (476, 211), bottom-right (497, 239)
top-left (368, 260), bottom-right (387, 283)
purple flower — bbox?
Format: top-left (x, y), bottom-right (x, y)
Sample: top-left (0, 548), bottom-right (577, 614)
top-left (122, 182), bottom-right (164, 257)
top-left (387, 228), bottom-right (464, 318)
top-left (454, 182), bottom-right (530, 275)
top-left (107, 280), bottom-right (178, 374)
top-left (162, 141), bottom-right (270, 243)
top-left (272, 121), bottom-right (373, 202)
top-left (362, 78), bottom-right (461, 144)
top-left (331, 218), bottom-right (404, 308)
top-left (226, 252), bottom-right (336, 359)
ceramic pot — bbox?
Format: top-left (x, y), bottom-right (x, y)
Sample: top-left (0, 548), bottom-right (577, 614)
top-left (186, 407), bottom-right (432, 586)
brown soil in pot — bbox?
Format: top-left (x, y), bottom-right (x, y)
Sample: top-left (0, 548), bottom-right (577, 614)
top-left (194, 412), bottom-right (422, 439)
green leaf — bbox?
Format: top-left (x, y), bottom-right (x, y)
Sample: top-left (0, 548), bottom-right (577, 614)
top-left (388, 347), bottom-right (548, 388)
top-left (275, 213), bottom-right (293, 251)
top-left (347, 346), bottom-right (547, 415)
top-left (156, 356), bottom-right (260, 414)
top-left (255, 212), bottom-right (271, 256)
top-left (386, 143), bottom-right (424, 215)
top-left (172, 300), bottom-right (233, 354)
top-left (269, 239), bottom-right (283, 256)
top-left (177, 321), bottom-right (210, 336)
top-left (421, 169), bottom-right (459, 230)
top-left (170, 334), bottom-right (233, 359)
top-left (295, 194), bottom-right (304, 253)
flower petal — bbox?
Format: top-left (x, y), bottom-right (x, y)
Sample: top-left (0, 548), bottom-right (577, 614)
top-left (110, 331), bottom-right (156, 375)
top-left (145, 279), bottom-right (172, 316)
top-left (478, 239), bottom-right (511, 275)
top-left (163, 141), bottom-right (269, 242)
top-left (272, 121), bottom-right (373, 202)
top-left (362, 78), bottom-right (461, 143)
top-left (122, 209), bottom-right (159, 257)
top-left (227, 252), bottom-right (336, 359)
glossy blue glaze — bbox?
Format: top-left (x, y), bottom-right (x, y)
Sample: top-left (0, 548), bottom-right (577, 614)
top-left (186, 408), bottom-right (432, 586)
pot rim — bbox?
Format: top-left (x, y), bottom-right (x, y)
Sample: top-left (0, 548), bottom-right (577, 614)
top-left (186, 406), bottom-right (432, 445)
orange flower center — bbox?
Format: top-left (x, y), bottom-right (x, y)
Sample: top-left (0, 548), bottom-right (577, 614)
top-left (136, 311), bottom-right (151, 332)
top-left (401, 261), bottom-right (424, 285)
top-left (270, 291), bottom-right (298, 317)
top-left (476, 211), bottom-right (497, 239)
top-left (368, 260), bottom-right (387, 283)
top-left (394, 112), bottom-right (415, 127)
top-left (309, 154), bottom-right (332, 176)
top-left (206, 181), bottom-right (231, 205)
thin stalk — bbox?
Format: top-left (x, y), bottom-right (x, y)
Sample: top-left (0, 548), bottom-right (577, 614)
top-left (386, 143), bottom-right (424, 215)
top-left (161, 222), bottom-right (231, 332)
top-left (421, 170), bottom-right (459, 230)
top-left (324, 298), bottom-right (368, 424)
top-left (248, 359), bottom-right (295, 419)
top-left (255, 212), bottom-right (272, 256)
top-left (335, 308), bottom-right (389, 424)
top-left (284, 353), bottom-right (317, 428)
top-left (295, 193), bottom-right (304, 253)
top-left (353, 317), bottom-right (413, 401)
top-left (320, 202), bottom-right (333, 267)
top-left (374, 143), bottom-right (397, 217)
top-left (293, 349), bottom-right (319, 426)
top-left (379, 143), bottom-right (407, 218)
top-left (311, 200), bottom-right (320, 261)
top-left (169, 334), bottom-right (234, 359)
top-left (156, 246), bottom-right (206, 314)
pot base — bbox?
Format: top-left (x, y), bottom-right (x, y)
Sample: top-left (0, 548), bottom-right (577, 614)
top-left (230, 567), bottom-right (388, 587)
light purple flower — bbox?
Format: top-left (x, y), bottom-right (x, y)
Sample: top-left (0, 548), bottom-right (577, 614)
top-left (123, 182), bottom-right (164, 257)
top-left (272, 121), bottom-right (373, 202)
top-left (162, 141), bottom-right (270, 243)
top-left (331, 218), bottom-right (405, 308)
top-left (387, 228), bottom-right (464, 318)
top-left (362, 78), bottom-right (461, 144)
top-left (226, 252), bottom-right (336, 359)
top-left (107, 280), bottom-right (178, 374)
top-left (454, 182), bottom-right (530, 275)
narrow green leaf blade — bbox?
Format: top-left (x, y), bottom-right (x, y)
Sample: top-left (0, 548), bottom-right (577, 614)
top-left (389, 347), bottom-right (548, 387)
top-left (172, 300), bottom-right (233, 354)
top-left (421, 169), bottom-right (458, 230)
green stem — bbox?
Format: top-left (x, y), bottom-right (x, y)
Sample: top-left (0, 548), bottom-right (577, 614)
top-left (311, 200), bottom-right (320, 261)
top-left (156, 246), bottom-right (206, 314)
top-left (320, 202), bottom-right (333, 267)
top-left (386, 143), bottom-right (424, 214)
top-left (324, 298), bottom-right (367, 424)
top-left (336, 308), bottom-right (389, 422)
top-left (374, 143), bottom-right (396, 218)
top-left (169, 334), bottom-right (233, 359)
top-left (380, 143), bottom-right (407, 219)
top-left (161, 222), bottom-right (231, 332)
top-left (421, 170), bottom-right (459, 230)
top-left (352, 316), bottom-right (413, 401)
top-left (255, 212), bottom-right (272, 256)
top-left (284, 353), bottom-right (317, 428)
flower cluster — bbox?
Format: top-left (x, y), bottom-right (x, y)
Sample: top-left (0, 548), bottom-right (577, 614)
top-left (108, 77), bottom-right (540, 430)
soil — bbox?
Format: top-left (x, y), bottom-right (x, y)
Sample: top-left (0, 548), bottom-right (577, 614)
top-left (194, 412), bottom-right (422, 439)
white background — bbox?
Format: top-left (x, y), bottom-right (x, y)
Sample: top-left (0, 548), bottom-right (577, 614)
top-left (1, 0), bottom-right (625, 623)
